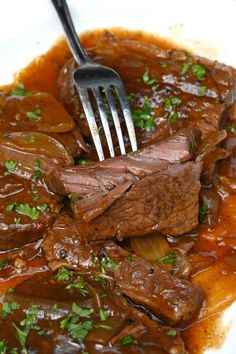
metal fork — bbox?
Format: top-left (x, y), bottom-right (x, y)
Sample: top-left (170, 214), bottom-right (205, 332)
top-left (51, 0), bottom-right (137, 161)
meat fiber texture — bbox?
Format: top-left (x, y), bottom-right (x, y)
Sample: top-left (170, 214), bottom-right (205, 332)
top-left (46, 129), bottom-right (202, 241)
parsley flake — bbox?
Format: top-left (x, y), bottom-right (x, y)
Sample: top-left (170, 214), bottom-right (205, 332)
top-left (0, 339), bottom-right (8, 354)
top-left (199, 199), bottom-right (208, 223)
top-left (10, 83), bottom-right (31, 96)
top-left (36, 203), bottom-right (48, 213)
top-left (26, 106), bottom-right (41, 121)
top-left (101, 255), bottom-right (118, 272)
top-left (66, 276), bottom-right (89, 297)
top-left (179, 63), bottom-right (190, 76)
top-left (99, 308), bottom-right (109, 321)
top-left (166, 329), bottom-right (177, 336)
top-left (0, 301), bottom-right (20, 318)
top-left (225, 122), bottom-right (236, 135)
top-left (4, 160), bottom-right (18, 173)
top-left (142, 68), bottom-right (157, 86)
top-left (0, 259), bottom-right (9, 270)
top-left (119, 335), bottom-right (138, 345)
top-left (132, 96), bottom-right (155, 132)
top-left (54, 267), bottom-right (74, 282)
top-left (192, 64), bottom-right (206, 80)
top-left (159, 252), bottom-right (176, 265)
top-left (198, 86), bottom-right (207, 96)
top-left (32, 159), bottom-right (41, 181)
top-left (5, 202), bottom-right (18, 212)
top-left (15, 204), bottom-right (39, 220)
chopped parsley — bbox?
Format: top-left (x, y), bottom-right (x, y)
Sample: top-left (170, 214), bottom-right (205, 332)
top-left (0, 259), bottom-right (9, 270)
top-left (101, 255), bottom-right (118, 272)
top-left (4, 160), bottom-right (18, 174)
top-left (164, 97), bottom-right (182, 109)
top-left (132, 96), bottom-right (155, 132)
top-left (0, 301), bottom-right (20, 318)
top-left (66, 276), bottom-right (89, 297)
top-left (94, 275), bottom-right (108, 287)
top-left (79, 113), bottom-right (85, 120)
top-left (166, 329), bottom-right (177, 336)
top-left (119, 335), bottom-right (138, 345)
top-left (13, 217), bottom-right (21, 223)
top-left (12, 304), bottom-right (40, 352)
top-left (198, 86), bottom-right (207, 96)
top-left (5, 202), bottom-right (18, 212)
top-left (99, 309), bottom-right (109, 321)
top-left (74, 158), bottom-right (91, 165)
top-left (125, 254), bottom-right (133, 262)
top-left (160, 62), bottom-right (168, 68)
top-left (10, 83), bottom-right (31, 96)
top-left (142, 68), bottom-right (157, 86)
top-left (179, 63), bottom-right (190, 76)
top-left (32, 159), bottom-right (41, 181)
top-left (199, 199), bottom-right (208, 223)
top-left (26, 106), bottom-right (41, 121)
top-left (159, 252), bottom-right (176, 265)
top-left (60, 303), bottom-right (94, 342)
top-left (27, 134), bottom-right (37, 143)
top-left (15, 204), bottom-right (39, 220)
top-left (36, 203), bottom-right (48, 213)
top-left (0, 339), bottom-right (8, 354)
top-left (69, 192), bottom-right (78, 203)
top-left (54, 267), bottom-right (74, 282)
top-left (225, 122), bottom-right (236, 134)
top-left (192, 64), bottom-right (206, 80)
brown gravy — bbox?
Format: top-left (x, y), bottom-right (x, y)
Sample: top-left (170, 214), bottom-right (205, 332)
top-left (1, 28), bottom-right (236, 354)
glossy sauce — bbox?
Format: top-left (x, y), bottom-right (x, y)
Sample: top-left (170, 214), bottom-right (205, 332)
top-left (1, 28), bottom-right (236, 353)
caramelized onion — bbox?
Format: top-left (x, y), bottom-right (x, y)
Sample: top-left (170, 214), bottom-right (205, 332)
top-left (0, 131), bottom-right (73, 179)
top-left (130, 234), bottom-right (171, 263)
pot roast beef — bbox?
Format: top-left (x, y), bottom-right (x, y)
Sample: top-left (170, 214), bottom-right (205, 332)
top-left (46, 129), bottom-right (202, 240)
top-left (0, 272), bottom-right (185, 353)
top-left (42, 215), bottom-right (204, 326)
top-left (58, 33), bottom-right (236, 154)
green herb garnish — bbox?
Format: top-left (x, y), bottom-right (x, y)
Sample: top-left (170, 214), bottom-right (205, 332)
top-left (166, 329), bottom-right (177, 336)
top-left (192, 64), bottom-right (206, 80)
top-left (101, 255), bottom-right (118, 272)
top-left (69, 192), bottom-right (78, 203)
top-left (26, 106), bottom-right (41, 121)
top-left (36, 203), bottom-right (48, 213)
top-left (0, 339), bottom-right (8, 354)
top-left (66, 276), bottom-right (89, 297)
top-left (15, 204), bottom-right (39, 220)
top-left (132, 96), bottom-right (155, 132)
top-left (10, 83), bottom-right (31, 96)
top-left (142, 68), bottom-right (157, 86)
top-left (125, 254), bottom-right (133, 261)
top-left (199, 199), bottom-right (208, 223)
top-left (79, 113), bottom-right (85, 119)
top-left (179, 63), bottom-right (190, 76)
top-left (27, 134), bottom-right (37, 143)
top-left (164, 97), bottom-right (182, 109)
top-left (54, 267), bottom-right (74, 282)
top-left (0, 301), bottom-right (20, 318)
top-left (4, 160), bottom-right (18, 174)
top-left (94, 275), bottom-right (108, 287)
top-left (32, 159), bottom-right (41, 181)
top-left (13, 217), bottom-right (21, 224)
top-left (0, 259), bottom-right (9, 270)
top-left (225, 123), bottom-right (236, 134)
top-left (119, 335), bottom-right (138, 345)
top-left (99, 309), bottom-right (109, 321)
top-left (159, 252), bottom-right (176, 265)
top-left (5, 202), bottom-right (18, 212)
top-left (198, 86), bottom-right (207, 96)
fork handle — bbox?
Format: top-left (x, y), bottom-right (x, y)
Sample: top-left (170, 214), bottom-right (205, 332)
top-left (51, 0), bottom-right (91, 65)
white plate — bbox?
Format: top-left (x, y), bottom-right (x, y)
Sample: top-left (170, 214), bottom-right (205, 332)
top-left (0, 0), bottom-right (236, 353)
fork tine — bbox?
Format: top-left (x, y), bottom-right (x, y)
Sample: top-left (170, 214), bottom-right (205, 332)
top-left (77, 87), bottom-right (105, 161)
top-left (92, 87), bottom-right (115, 158)
top-left (116, 85), bottom-right (138, 152)
top-left (105, 87), bottom-right (126, 155)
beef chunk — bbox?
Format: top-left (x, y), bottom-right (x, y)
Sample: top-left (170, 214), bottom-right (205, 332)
top-left (42, 216), bottom-right (204, 326)
top-left (0, 167), bottom-right (61, 250)
top-left (58, 33), bottom-right (236, 154)
top-left (46, 130), bottom-right (202, 240)
top-left (0, 273), bottom-right (185, 353)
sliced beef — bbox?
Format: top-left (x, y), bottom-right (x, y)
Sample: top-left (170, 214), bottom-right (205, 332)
top-left (0, 91), bottom-right (86, 157)
top-left (0, 167), bottom-right (61, 250)
top-left (0, 272), bottom-right (185, 353)
top-left (46, 130), bottom-right (202, 240)
top-left (42, 215), bottom-right (204, 326)
top-left (58, 33), bottom-right (236, 155)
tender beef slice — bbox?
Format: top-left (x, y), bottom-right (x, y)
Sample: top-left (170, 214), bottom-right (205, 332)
top-left (73, 161), bottom-right (202, 240)
top-left (42, 216), bottom-right (204, 326)
top-left (0, 168), bottom-right (61, 250)
top-left (46, 129), bottom-right (202, 240)
top-left (0, 273), bottom-right (185, 353)
top-left (58, 33), bottom-right (236, 152)
top-left (47, 129), bottom-right (200, 196)
top-left (0, 91), bottom-right (86, 157)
